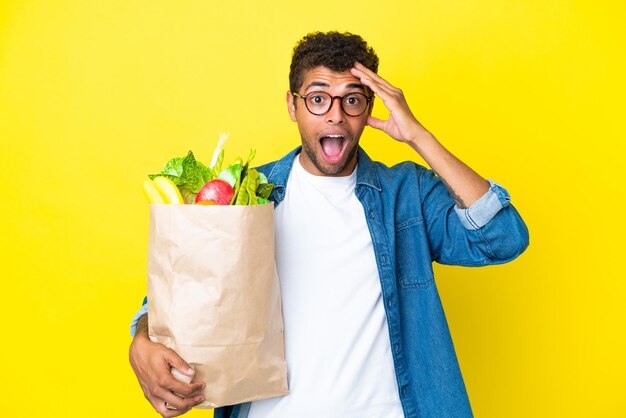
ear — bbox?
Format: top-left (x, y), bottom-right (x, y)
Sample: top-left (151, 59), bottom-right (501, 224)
top-left (286, 90), bottom-right (297, 122)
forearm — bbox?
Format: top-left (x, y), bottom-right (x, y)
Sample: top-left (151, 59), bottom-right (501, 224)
top-left (407, 128), bottom-right (489, 208)
top-left (350, 62), bottom-right (490, 207)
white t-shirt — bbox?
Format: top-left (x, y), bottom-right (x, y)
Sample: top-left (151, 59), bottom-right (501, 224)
top-left (248, 155), bottom-right (404, 418)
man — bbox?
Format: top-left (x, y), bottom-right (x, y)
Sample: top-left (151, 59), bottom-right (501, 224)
top-left (129, 31), bottom-right (529, 418)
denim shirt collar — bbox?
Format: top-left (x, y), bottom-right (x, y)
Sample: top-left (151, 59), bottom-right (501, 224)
top-left (266, 145), bottom-right (381, 203)
top-left (355, 147), bottom-right (382, 192)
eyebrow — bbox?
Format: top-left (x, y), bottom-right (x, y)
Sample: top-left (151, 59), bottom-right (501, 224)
top-left (303, 81), bottom-right (365, 93)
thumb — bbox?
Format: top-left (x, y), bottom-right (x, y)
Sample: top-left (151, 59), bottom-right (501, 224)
top-left (367, 116), bottom-right (386, 131)
top-left (165, 349), bottom-right (194, 376)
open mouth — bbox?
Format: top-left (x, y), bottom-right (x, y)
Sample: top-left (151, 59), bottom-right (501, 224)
top-left (319, 134), bottom-right (347, 164)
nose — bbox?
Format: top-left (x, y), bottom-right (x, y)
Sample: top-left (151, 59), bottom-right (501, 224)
top-left (325, 97), bottom-right (345, 124)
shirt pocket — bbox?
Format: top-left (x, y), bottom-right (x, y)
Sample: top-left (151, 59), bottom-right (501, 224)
top-left (395, 217), bottom-right (435, 288)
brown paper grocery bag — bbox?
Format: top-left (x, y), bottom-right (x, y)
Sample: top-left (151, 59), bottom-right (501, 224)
top-left (147, 203), bottom-right (288, 408)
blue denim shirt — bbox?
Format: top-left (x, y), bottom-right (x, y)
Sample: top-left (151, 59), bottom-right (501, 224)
top-left (132, 146), bottom-right (529, 418)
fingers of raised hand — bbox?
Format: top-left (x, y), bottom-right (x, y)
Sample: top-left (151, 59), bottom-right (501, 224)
top-left (352, 72), bottom-right (406, 112)
top-left (367, 116), bottom-right (386, 131)
top-left (351, 68), bottom-right (389, 96)
top-left (353, 62), bottom-right (392, 87)
top-left (352, 62), bottom-right (399, 96)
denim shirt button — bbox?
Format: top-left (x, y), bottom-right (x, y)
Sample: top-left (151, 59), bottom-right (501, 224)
top-left (369, 210), bottom-right (375, 219)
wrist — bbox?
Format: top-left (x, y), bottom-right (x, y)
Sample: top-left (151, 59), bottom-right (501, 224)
top-left (130, 329), bottom-right (153, 359)
top-left (131, 332), bottom-right (149, 350)
top-left (133, 314), bottom-right (149, 340)
top-left (406, 128), bottom-right (435, 151)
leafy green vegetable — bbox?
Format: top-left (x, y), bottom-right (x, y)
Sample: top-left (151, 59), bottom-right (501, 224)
top-left (148, 146), bottom-right (274, 206)
top-left (230, 162), bottom-right (248, 204)
top-left (255, 171), bottom-right (274, 201)
top-left (245, 149), bottom-right (256, 167)
top-left (149, 151), bottom-right (213, 204)
top-left (256, 183), bottom-right (274, 200)
top-left (160, 157), bottom-right (184, 177)
top-left (218, 163), bottom-right (243, 188)
top-left (234, 174), bottom-right (250, 205)
top-left (245, 169), bottom-right (260, 205)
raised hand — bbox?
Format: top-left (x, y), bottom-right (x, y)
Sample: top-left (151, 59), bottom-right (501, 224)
top-left (350, 62), bottom-right (428, 145)
top-left (351, 62), bottom-right (489, 207)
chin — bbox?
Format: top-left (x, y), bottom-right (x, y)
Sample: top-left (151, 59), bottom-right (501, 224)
top-left (304, 145), bottom-right (358, 176)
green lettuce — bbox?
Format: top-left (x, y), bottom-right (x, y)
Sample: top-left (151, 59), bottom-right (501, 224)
top-left (148, 147), bottom-right (274, 205)
top-left (148, 151), bottom-right (213, 203)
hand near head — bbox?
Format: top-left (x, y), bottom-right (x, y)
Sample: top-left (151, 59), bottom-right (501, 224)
top-left (129, 317), bottom-right (205, 417)
top-left (352, 61), bottom-right (489, 207)
top-left (350, 62), bottom-right (429, 146)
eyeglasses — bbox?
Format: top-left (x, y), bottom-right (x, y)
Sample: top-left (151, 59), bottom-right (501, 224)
top-left (292, 91), bottom-right (373, 117)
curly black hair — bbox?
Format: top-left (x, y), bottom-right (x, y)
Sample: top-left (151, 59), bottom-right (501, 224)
top-left (289, 31), bottom-right (379, 93)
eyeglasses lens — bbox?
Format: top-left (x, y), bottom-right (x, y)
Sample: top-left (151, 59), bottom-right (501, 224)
top-left (304, 92), bottom-right (369, 116)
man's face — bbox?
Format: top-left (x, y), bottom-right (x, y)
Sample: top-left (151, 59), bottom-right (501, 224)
top-left (287, 66), bottom-right (370, 176)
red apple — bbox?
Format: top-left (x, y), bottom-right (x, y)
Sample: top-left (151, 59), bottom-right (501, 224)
top-left (195, 179), bottom-right (234, 205)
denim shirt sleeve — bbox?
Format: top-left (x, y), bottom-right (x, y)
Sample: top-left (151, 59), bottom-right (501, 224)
top-left (129, 297), bottom-right (148, 337)
top-left (419, 169), bottom-right (529, 266)
top-left (453, 180), bottom-right (510, 230)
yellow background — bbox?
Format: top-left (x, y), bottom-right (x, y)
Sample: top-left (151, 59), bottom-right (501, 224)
top-left (1, 0), bottom-right (624, 416)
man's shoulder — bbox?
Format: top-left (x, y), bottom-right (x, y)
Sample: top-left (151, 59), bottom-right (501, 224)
top-left (366, 157), bottom-right (432, 184)
top-left (357, 147), bottom-right (428, 173)
top-left (254, 149), bottom-right (301, 204)
top-left (255, 159), bottom-right (279, 176)
top-left (378, 159), bottom-right (428, 173)
top-left (255, 161), bottom-right (273, 176)
top-left (255, 147), bottom-right (301, 186)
